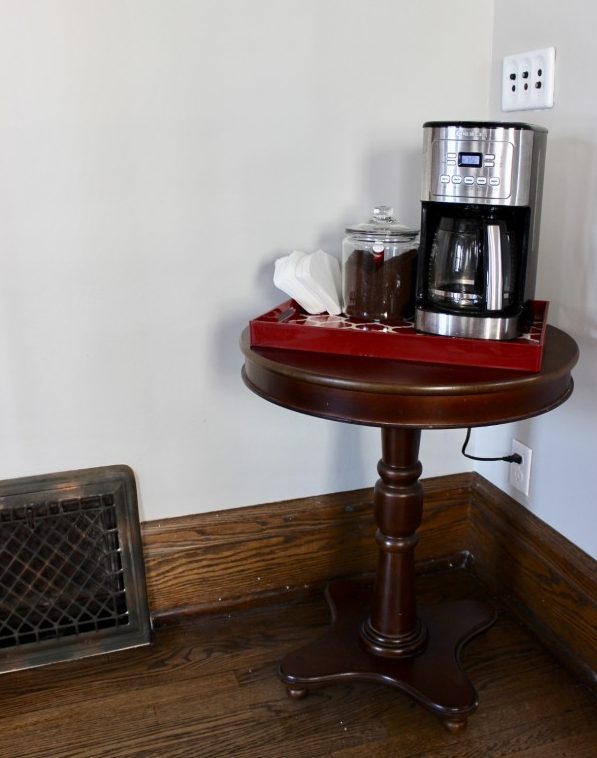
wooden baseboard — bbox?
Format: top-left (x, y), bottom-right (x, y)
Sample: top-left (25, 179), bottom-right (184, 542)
top-left (142, 472), bottom-right (472, 618)
top-left (468, 472), bottom-right (596, 690)
top-left (141, 471), bottom-right (596, 688)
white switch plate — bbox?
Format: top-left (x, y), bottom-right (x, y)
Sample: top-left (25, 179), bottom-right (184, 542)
top-left (502, 47), bottom-right (555, 111)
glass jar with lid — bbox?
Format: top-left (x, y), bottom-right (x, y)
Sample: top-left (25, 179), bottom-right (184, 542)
top-left (342, 206), bottom-right (419, 322)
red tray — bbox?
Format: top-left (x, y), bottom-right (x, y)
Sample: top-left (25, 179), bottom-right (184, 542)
top-left (249, 300), bottom-right (549, 372)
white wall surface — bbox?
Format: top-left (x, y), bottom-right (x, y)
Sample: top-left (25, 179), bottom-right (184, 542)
top-left (0, 1), bottom-right (495, 521)
top-left (472, 0), bottom-right (596, 558)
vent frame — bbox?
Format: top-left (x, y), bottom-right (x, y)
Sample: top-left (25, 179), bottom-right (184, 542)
top-left (0, 465), bottom-right (151, 674)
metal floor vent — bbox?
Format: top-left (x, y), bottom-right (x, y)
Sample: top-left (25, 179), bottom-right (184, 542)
top-left (0, 465), bottom-right (151, 674)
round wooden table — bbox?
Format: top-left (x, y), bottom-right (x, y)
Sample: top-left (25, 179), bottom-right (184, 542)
top-left (240, 325), bottom-right (578, 731)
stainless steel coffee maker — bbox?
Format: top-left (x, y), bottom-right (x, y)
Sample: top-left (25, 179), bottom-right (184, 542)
top-left (415, 121), bottom-right (547, 340)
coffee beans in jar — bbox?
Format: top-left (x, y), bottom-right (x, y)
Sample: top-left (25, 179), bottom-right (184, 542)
top-left (342, 207), bottom-right (419, 322)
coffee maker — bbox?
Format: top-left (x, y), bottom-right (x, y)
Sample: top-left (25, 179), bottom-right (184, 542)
top-left (415, 121), bottom-right (547, 340)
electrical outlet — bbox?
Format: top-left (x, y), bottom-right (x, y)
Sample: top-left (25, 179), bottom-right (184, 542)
top-left (502, 47), bottom-right (555, 111)
top-left (509, 439), bottom-right (533, 496)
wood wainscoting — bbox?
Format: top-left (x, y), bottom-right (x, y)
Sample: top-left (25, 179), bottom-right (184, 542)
top-left (142, 473), bottom-right (472, 616)
top-left (141, 472), bottom-right (596, 690)
top-left (469, 473), bottom-right (597, 689)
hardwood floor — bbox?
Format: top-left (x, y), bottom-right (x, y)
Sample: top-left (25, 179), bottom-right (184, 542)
top-left (1, 568), bottom-right (595, 757)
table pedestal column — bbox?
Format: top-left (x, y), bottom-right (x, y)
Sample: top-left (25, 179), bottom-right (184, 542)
top-left (279, 427), bottom-right (496, 731)
top-left (360, 428), bottom-right (428, 657)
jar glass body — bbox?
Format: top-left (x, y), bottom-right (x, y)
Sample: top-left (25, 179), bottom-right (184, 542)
top-left (341, 209), bottom-right (419, 322)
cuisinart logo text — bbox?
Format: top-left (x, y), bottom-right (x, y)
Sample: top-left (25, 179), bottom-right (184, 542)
top-left (456, 128), bottom-right (490, 140)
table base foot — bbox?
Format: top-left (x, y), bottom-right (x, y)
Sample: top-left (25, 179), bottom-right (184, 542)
top-left (443, 715), bottom-right (469, 733)
top-left (279, 580), bottom-right (496, 724)
top-left (286, 685), bottom-right (309, 700)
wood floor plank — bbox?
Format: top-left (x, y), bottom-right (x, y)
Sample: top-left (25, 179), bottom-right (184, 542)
top-left (0, 567), bottom-right (594, 758)
top-left (503, 731), bottom-right (597, 758)
top-left (334, 706), bottom-right (597, 758)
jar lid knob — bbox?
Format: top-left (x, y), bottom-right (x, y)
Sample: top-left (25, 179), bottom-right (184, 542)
top-left (372, 205), bottom-right (394, 222)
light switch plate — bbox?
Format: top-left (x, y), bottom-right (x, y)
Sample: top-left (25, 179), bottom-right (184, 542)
top-left (502, 47), bottom-right (555, 111)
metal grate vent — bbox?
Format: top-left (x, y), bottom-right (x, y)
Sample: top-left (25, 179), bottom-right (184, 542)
top-left (0, 466), bottom-right (151, 674)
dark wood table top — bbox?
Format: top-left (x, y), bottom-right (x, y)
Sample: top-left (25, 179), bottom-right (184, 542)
top-left (241, 325), bottom-right (579, 429)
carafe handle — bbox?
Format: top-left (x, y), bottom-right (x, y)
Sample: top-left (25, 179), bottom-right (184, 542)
top-left (486, 224), bottom-right (503, 311)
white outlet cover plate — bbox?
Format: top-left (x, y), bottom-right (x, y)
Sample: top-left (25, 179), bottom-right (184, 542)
top-left (502, 47), bottom-right (555, 111)
top-left (509, 439), bottom-right (533, 497)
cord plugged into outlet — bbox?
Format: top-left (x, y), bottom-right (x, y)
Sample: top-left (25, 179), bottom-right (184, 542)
top-left (461, 428), bottom-right (523, 465)
top-left (502, 47), bottom-right (555, 111)
top-left (509, 439), bottom-right (533, 496)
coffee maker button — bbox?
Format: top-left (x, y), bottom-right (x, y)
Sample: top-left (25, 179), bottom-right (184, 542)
top-left (485, 153), bottom-right (496, 160)
top-left (440, 175), bottom-right (450, 183)
top-left (446, 159), bottom-right (456, 166)
top-left (447, 152), bottom-right (457, 158)
top-left (451, 175), bottom-right (462, 184)
top-left (484, 161), bottom-right (495, 167)
top-left (489, 177), bottom-right (501, 186)
top-left (476, 177), bottom-right (487, 185)
top-left (464, 176), bottom-right (475, 185)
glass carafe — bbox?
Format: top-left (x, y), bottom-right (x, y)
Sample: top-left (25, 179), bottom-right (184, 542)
top-left (428, 217), bottom-right (514, 313)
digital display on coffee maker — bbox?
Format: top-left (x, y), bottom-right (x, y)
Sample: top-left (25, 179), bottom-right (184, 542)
top-left (458, 152), bottom-right (483, 167)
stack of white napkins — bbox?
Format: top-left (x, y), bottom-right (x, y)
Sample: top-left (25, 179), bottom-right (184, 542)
top-left (273, 249), bottom-right (342, 315)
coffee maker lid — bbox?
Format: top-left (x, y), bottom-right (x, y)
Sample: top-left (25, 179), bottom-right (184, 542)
top-left (345, 206), bottom-right (419, 241)
top-left (422, 120), bottom-right (548, 133)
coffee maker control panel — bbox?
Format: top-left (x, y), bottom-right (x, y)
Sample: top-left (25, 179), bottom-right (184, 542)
top-left (421, 123), bottom-right (537, 207)
top-left (433, 140), bottom-right (512, 200)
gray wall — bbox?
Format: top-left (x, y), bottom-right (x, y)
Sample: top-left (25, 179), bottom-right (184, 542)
top-left (473, 0), bottom-right (596, 558)
top-left (2, 2), bottom-right (593, 560)
top-left (0, 1), bottom-right (493, 520)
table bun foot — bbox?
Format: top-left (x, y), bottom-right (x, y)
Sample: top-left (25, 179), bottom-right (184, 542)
top-left (443, 715), bottom-right (468, 733)
top-left (286, 686), bottom-right (308, 700)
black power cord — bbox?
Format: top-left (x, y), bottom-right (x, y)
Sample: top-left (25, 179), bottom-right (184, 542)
top-left (461, 428), bottom-right (523, 464)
